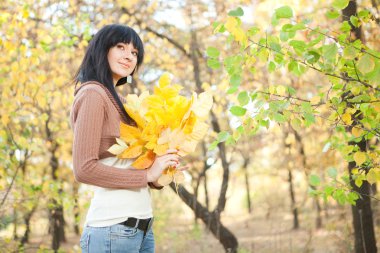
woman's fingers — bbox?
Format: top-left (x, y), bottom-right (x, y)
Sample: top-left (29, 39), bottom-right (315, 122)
top-left (177, 165), bottom-right (190, 171)
top-left (165, 149), bottom-right (178, 154)
top-left (162, 154), bottom-right (180, 163)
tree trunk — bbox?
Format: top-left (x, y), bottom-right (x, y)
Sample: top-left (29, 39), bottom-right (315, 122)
top-left (204, 171), bottom-right (210, 211)
top-left (47, 135), bottom-right (66, 251)
top-left (288, 168), bottom-right (299, 229)
top-left (73, 183), bottom-right (80, 235)
top-left (314, 198), bottom-right (322, 229)
top-left (242, 157), bottom-right (252, 214)
top-left (13, 208), bottom-right (18, 240)
top-left (292, 129), bottom-right (322, 228)
top-left (284, 130), bottom-right (299, 229)
top-left (170, 183), bottom-right (238, 253)
top-left (193, 142), bottom-right (211, 224)
top-left (342, 2), bottom-right (377, 252)
top-left (50, 203), bottom-right (66, 251)
top-left (20, 204), bottom-right (38, 246)
top-left (348, 152), bottom-right (377, 253)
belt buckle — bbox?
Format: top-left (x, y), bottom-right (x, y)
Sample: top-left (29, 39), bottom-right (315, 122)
top-left (132, 218), bottom-right (140, 229)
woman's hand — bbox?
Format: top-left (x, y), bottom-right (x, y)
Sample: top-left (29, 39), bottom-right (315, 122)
top-left (146, 149), bottom-right (180, 182)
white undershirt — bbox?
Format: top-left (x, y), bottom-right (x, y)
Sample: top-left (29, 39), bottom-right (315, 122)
top-left (84, 157), bottom-right (153, 227)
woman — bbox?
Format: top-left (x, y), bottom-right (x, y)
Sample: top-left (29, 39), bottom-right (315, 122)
top-left (71, 24), bottom-right (181, 253)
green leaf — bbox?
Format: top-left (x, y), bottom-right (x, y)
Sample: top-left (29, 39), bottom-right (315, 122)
top-left (230, 74), bottom-right (242, 87)
top-left (340, 21), bottom-right (351, 32)
top-left (350, 15), bottom-right (359, 27)
top-left (305, 50), bottom-right (320, 64)
top-left (268, 61), bottom-right (276, 72)
top-left (355, 178), bottom-right (363, 187)
top-left (208, 140), bottom-right (219, 151)
top-left (228, 7), bottom-right (244, 17)
top-left (280, 31), bottom-right (289, 41)
top-left (269, 42), bottom-right (281, 52)
top-left (290, 117), bottom-right (302, 131)
top-left (258, 48), bottom-right (269, 61)
top-left (206, 47), bottom-right (220, 58)
top-left (247, 27), bottom-right (260, 36)
top-left (332, 0), bottom-right (349, 10)
top-left (327, 167), bottom-right (338, 179)
top-left (287, 86), bottom-right (296, 95)
top-left (301, 101), bottom-right (313, 113)
top-left (303, 113), bottom-right (315, 125)
top-left (347, 192), bottom-right (359, 205)
top-left (271, 14), bottom-right (279, 26)
top-left (217, 131), bottom-right (230, 142)
top-left (290, 23), bottom-right (306, 32)
top-left (236, 125), bottom-right (245, 134)
top-left (310, 175), bottom-right (321, 186)
top-left (324, 186), bottom-right (335, 196)
top-left (230, 106), bottom-right (247, 116)
top-left (238, 91), bottom-right (250, 106)
top-left (343, 46), bottom-right (357, 60)
top-left (260, 119), bottom-right (270, 129)
top-left (227, 85), bottom-right (239, 94)
top-left (207, 58), bottom-right (221, 69)
top-left (322, 43), bottom-right (338, 61)
top-left (357, 54), bottom-right (375, 74)
top-left (326, 10), bottom-right (340, 19)
top-left (358, 10), bottom-right (370, 19)
top-left (281, 24), bottom-right (293, 32)
top-left (275, 6), bottom-right (293, 19)
top-left (274, 113), bottom-right (286, 123)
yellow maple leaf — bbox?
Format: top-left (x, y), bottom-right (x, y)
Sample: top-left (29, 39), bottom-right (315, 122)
top-left (190, 121), bottom-right (209, 141)
top-left (124, 106), bottom-right (146, 128)
top-left (120, 123), bottom-right (141, 142)
top-left (158, 72), bottom-right (171, 87)
top-left (119, 142), bottom-right (143, 159)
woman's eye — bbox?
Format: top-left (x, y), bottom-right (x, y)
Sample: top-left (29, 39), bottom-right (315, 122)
top-left (132, 52), bottom-right (138, 56)
top-left (117, 45), bottom-right (124, 50)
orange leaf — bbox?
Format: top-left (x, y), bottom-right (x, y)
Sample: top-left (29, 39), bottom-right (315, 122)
top-left (132, 150), bottom-right (156, 169)
top-left (119, 143), bottom-right (143, 159)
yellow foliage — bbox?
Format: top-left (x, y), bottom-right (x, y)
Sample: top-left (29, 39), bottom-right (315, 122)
top-left (353, 151), bottom-right (366, 166)
top-left (109, 73), bottom-right (213, 172)
top-left (132, 150), bottom-right (156, 169)
top-left (352, 127), bottom-right (363, 138)
top-left (276, 85), bottom-right (286, 96)
top-left (310, 96), bottom-right (320, 105)
top-left (224, 17), bottom-right (247, 45)
top-left (373, 102), bottom-right (380, 113)
top-left (342, 113), bottom-right (352, 125)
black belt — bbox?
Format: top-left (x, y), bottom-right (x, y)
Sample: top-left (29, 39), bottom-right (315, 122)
top-left (119, 217), bottom-right (153, 235)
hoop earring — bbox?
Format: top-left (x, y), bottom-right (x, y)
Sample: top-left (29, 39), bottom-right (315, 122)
top-left (126, 75), bottom-right (132, 84)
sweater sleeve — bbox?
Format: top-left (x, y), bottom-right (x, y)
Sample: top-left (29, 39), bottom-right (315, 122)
top-left (71, 88), bottom-right (148, 189)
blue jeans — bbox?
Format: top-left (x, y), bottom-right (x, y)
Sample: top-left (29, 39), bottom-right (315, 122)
top-left (80, 223), bottom-right (155, 253)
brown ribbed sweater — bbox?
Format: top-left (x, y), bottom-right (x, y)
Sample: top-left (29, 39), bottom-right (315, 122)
top-left (70, 82), bottom-right (148, 189)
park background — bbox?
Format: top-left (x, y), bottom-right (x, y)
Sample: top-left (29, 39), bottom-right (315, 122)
top-left (1, 0), bottom-right (380, 252)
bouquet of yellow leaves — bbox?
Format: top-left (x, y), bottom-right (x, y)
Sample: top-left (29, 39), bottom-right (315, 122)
top-left (108, 73), bottom-right (213, 186)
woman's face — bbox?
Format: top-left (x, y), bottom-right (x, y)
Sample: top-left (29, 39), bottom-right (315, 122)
top-left (107, 42), bottom-right (138, 85)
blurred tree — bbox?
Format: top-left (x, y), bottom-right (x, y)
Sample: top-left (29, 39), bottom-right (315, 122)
top-left (342, 1), bottom-right (377, 252)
